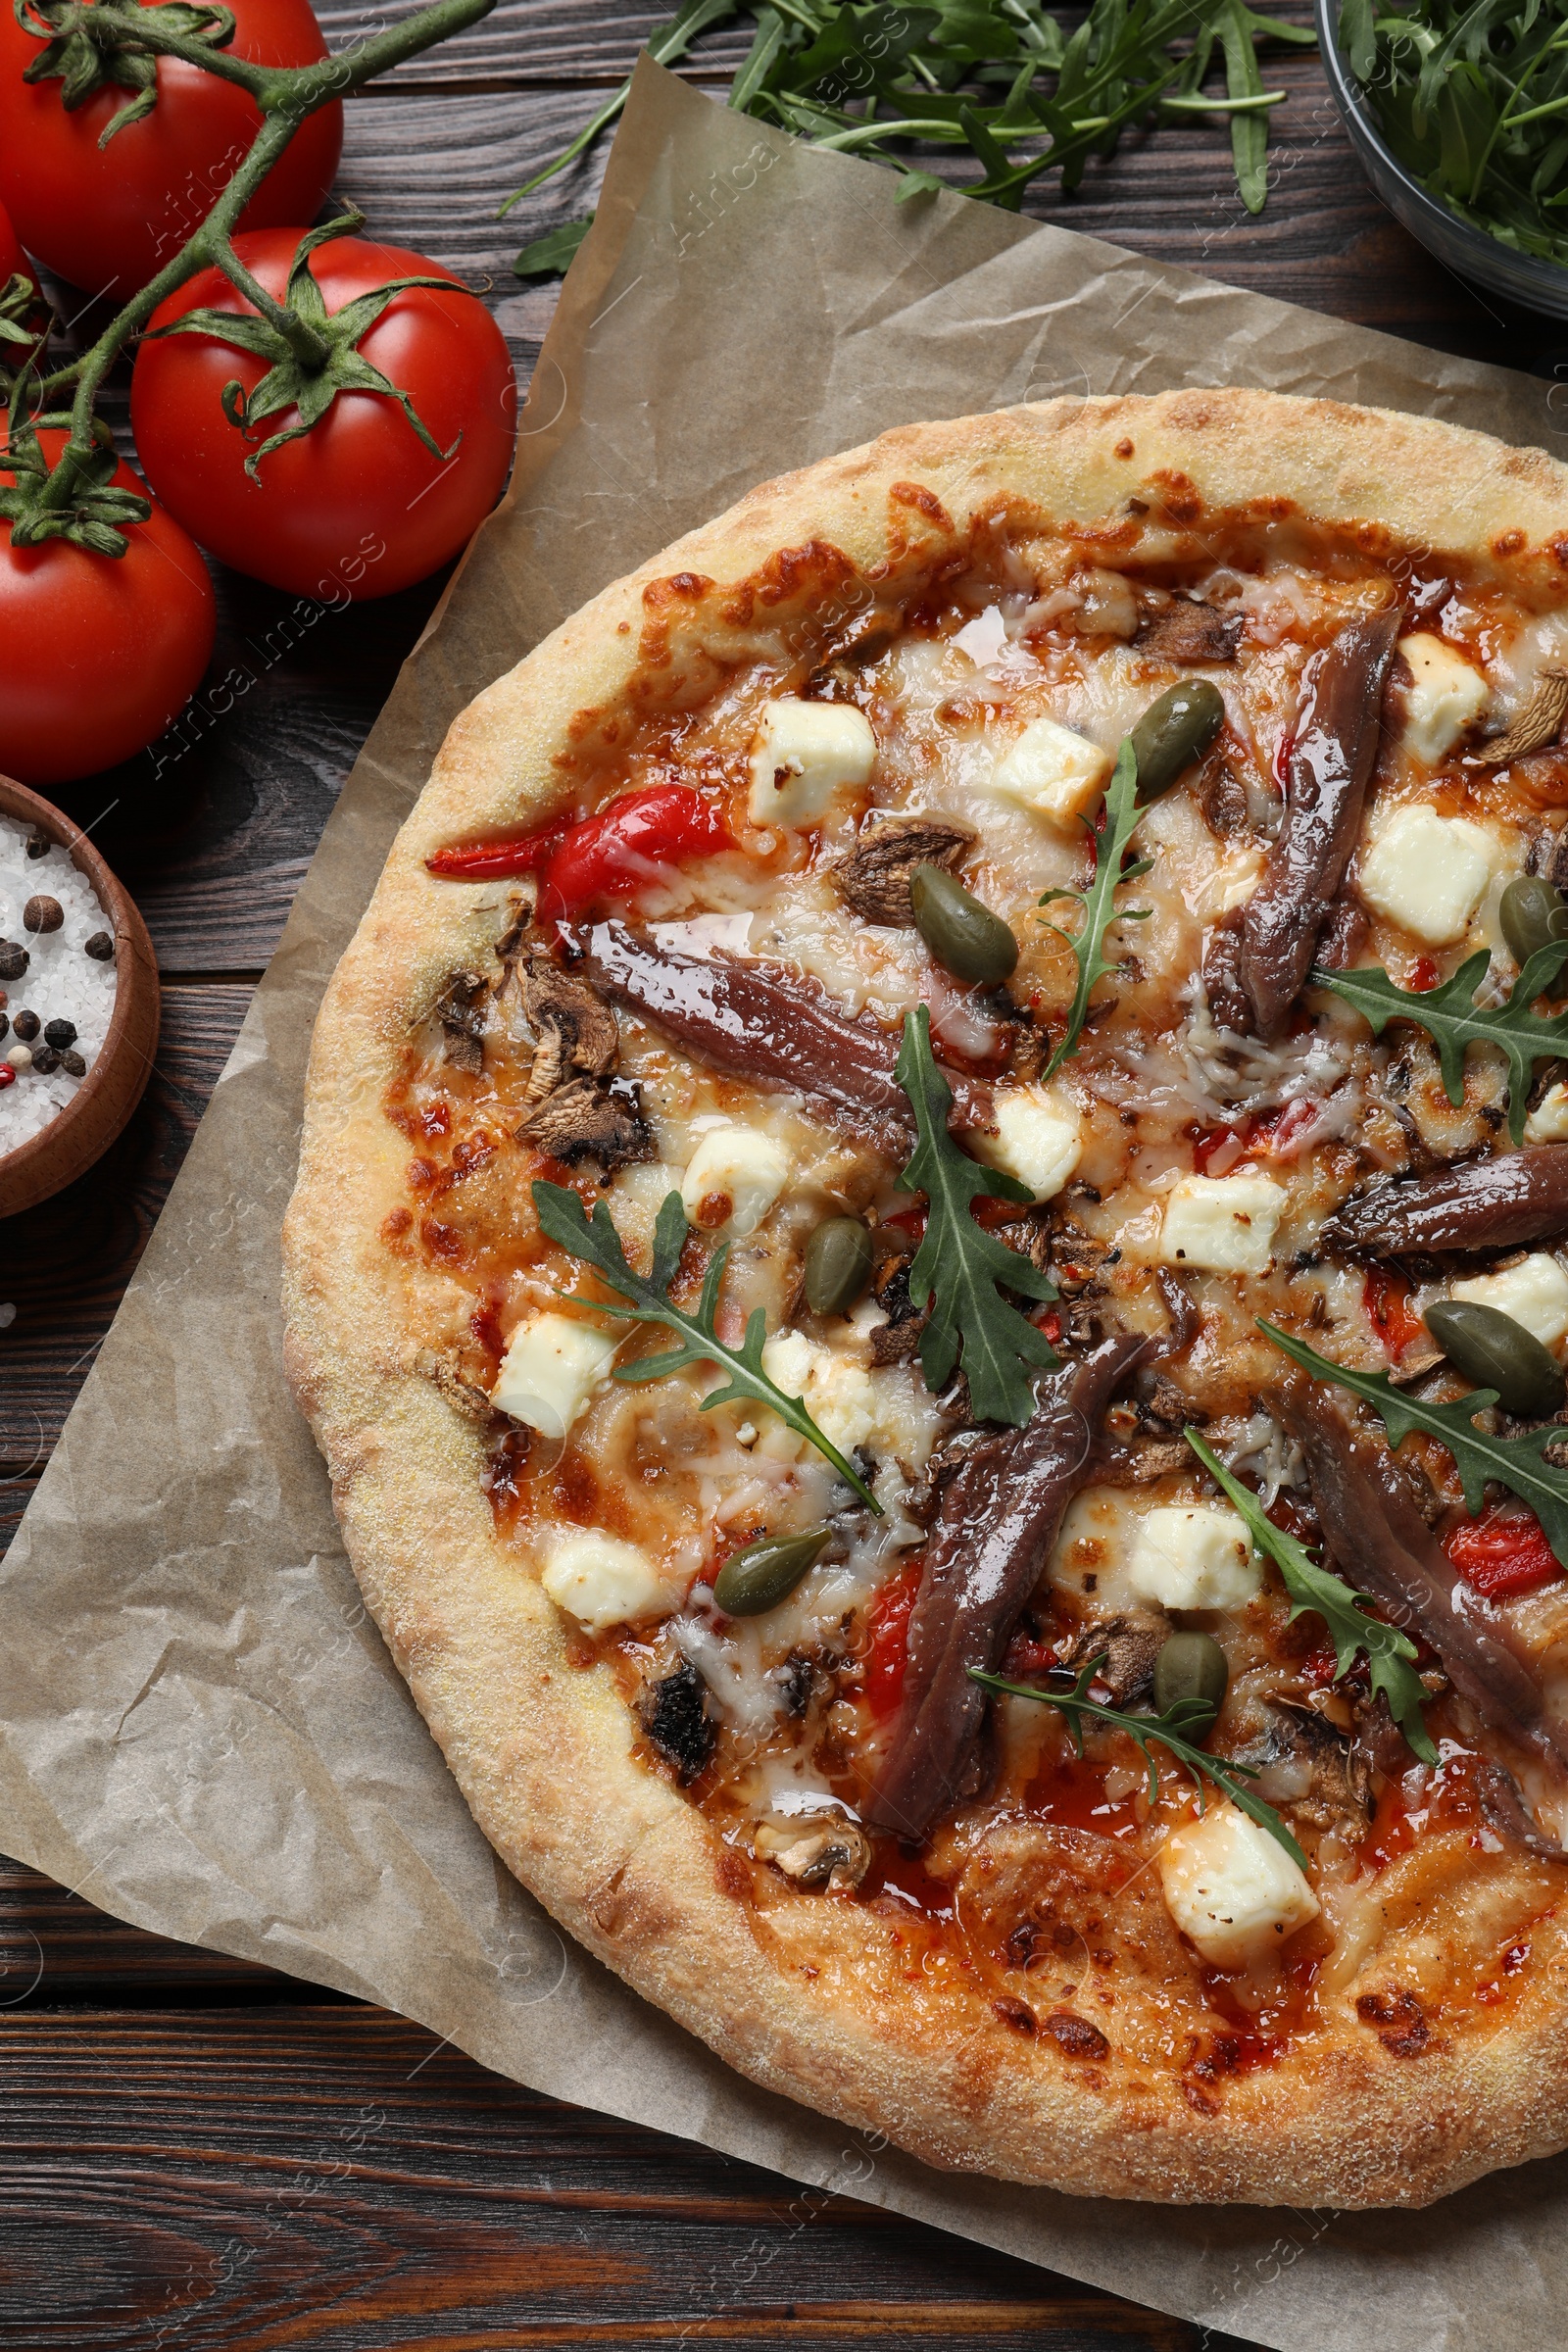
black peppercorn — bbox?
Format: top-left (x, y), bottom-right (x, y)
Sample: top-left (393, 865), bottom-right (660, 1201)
top-left (83, 931), bottom-right (114, 961)
top-left (23, 896), bottom-right (63, 935)
top-left (59, 1050), bottom-right (86, 1078)
top-left (24, 830), bottom-right (49, 859)
top-left (0, 942), bottom-right (28, 981)
top-left (12, 1009), bottom-right (39, 1042)
top-left (30, 1046), bottom-right (60, 1075)
top-left (43, 1018), bottom-right (76, 1049)
top-left (0, 1014), bottom-right (8, 1043)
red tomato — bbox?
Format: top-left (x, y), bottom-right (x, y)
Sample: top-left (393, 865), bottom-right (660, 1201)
top-left (864, 1563), bottom-right (923, 1722)
top-left (0, 429), bottom-right (216, 784)
top-left (0, 194), bottom-right (33, 290)
top-left (1446, 1508), bottom-right (1562, 1602)
top-left (0, 0), bottom-right (341, 303)
top-left (131, 228), bottom-right (517, 599)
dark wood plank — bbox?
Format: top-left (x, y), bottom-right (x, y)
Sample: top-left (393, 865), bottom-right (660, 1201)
top-left (0, 2007), bottom-right (1232, 2352)
top-left (318, 0), bottom-right (754, 86)
top-left (0, 983), bottom-right (251, 1533)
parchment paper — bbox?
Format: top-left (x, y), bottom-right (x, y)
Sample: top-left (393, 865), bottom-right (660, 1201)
top-left (7, 58), bottom-right (1568, 2352)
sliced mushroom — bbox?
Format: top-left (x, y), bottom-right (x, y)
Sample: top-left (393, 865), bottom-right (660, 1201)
top-left (1057, 1610), bottom-right (1168, 1706)
top-left (753, 1817), bottom-right (871, 1890)
top-left (1136, 600), bottom-right (1242, 664)
top-left (1476, 671), bottom-right (1568, 766)
top-left (519, 1074), bottom-right (653, 1171)
top-left (518, 954), bottom-right (619, 1080)
top-left (412, 1348), bottom-right (501, 1425)
top-left (1232, 1699), bottom-right (1373, 1833)
top-left (434, 968), bottom-right (488, 1073)
top-left (833, 810), bottom-right (978, 926)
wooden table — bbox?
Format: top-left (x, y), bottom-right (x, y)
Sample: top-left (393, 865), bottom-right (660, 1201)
top-left (0, 7), bottom-right (1543, 2341)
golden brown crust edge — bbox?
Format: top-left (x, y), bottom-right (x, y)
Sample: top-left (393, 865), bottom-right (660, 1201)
top-left (282, 387), bottom-right (1568, 2206)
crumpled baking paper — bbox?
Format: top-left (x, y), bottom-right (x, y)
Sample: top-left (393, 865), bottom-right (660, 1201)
top-left (6, 57), bottom-right (1568, 2352)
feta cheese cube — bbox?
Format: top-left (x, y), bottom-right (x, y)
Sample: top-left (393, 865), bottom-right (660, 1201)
top-left (1158, 1805), bottom-right (1320, 1969)
top-left (492, 1311), bottom-right (618, 1440)
top-left (1158, 1171), bottom-right (1286, 1276)
top-left (541, 1530), bottom-right (672, 1631)
top-left (680, 1125), bottom-right (791, 1237)
top-left (748, 700), bottom-right (876, 827)
top-left (1450, 1252), bottom-right (1568, 1348)
top-left (1397, 632), bottom-right (1491, 766)
top-left (1126, 1505), bottom-right (1259, 1610)
top-left (1356, 806), bottom-right (1494, 946)
top-left (760, 1330), bottom-right (878, 1462)
top-left (969, 1084), bottom-right (1082, 1201)
top-left (1527, 1082), bottom-right (1568, 1145)
top-left (988, 715), bottom-right (1112, 829)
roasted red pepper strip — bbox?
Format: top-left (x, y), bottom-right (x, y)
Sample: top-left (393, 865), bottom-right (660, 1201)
top-left (864, 1560), bottom-right (923, 1722)
top-left (539, 786), bottom-right (731, 916)
top-left (1446, 1508), bottom-right (1563, 1601)
top-left (1364, 1267), bottom-right (1425, 1360)
top-left (425, 785), bottom-right (731, 905)
top-left (425, 825), bottom-right (564, 882)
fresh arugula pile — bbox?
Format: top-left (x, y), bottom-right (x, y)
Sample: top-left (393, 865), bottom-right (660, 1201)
top-left (1262, 1319), bottom-right (1568, 1569)
top-left (508, 0), bottom-right (1315, 274)
top-left (532, 1178), bottom-right (883, 1511)
top-left (1339, 0), bottom-right (1568, 268)
top-left (1186, 1430), bottom-right (1436, 1759)
top-left (1038, 740), bottom-right (1152, 1083)
top-left (896, 1005), bottom-right (1060, 1425)
top-left (970, 1654), bottom-right (1306, 1862)
top-left (1314, 939), bottom-right (1568, 1144)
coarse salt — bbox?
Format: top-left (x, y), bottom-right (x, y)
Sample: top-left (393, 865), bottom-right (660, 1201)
top-left (0, 817), bottom-right (117, 1154)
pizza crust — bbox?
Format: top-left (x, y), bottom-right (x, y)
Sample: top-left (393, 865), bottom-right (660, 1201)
top-left (283, 388), bottom-right (1568, 2205)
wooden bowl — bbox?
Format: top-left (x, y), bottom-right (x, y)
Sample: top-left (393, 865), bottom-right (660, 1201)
top-left (0, 775), bottom-right (160, 1219)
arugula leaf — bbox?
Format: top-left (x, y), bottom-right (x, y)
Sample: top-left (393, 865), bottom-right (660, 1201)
top-left (1313, 941), bottom-right (1568, 1145)
top-left (514, 215), bottom-right (595, 278)
top-left (970, 1657), bottom-right (1308, 1866)
top-left (1038, 739), bottom-right (1150, 1082)
top-left (1185, 1429), bottom-right (1436, 1764)
top-left (532, 1180), bottom-right (882, 1513)
top-left (502, 0), bottom-right (1311, 270)
top-left (1260, 1319), bottom-right (1568, 1571)
top-left (896, 1004), bottom-right (1059, 1427)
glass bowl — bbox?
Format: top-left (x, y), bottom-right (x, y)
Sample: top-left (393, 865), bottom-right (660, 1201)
top-left (1314, 0), bottom-right (1568, 320)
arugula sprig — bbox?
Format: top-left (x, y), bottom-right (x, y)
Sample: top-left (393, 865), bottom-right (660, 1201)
top-left (503, 0), bottom-right (1314, 273)
top-left (1185, 1429), bottom-right (1436, 1763)
top-left (896, 1004), bottom-right (1059, 1426)
top-left (532, 1179), bottom-right (882, 1513)
top-left (1038, 741), bottom-right (1152, 1083)
top-left (1314, 941), bottom-right (1568, 1145)
top-left (970, 1656), bottom-right (1307, 1866)
top-left (1261, 1319), bottom-right (1568, 1570)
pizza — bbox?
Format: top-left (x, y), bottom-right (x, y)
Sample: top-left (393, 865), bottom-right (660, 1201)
top-left (283, 387), bottom-right (1568, 2206)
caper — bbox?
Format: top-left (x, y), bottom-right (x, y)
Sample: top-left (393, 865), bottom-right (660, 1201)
top-left (804, 1214), bottom-right (875, 1316)
top-left (1499, 874), bottom-right (1568, 969)
top-left (1129, 679), bottom-right (1226, 801)
top-left (713, 1526), bottom-right (830, 1617)
top-left (909, 862), bottom-right (1018, 986)
top-left (1152, 1630), bottom-right (1229, 1725)
top-left (1424, 1298), bottom-right (1567, 1417)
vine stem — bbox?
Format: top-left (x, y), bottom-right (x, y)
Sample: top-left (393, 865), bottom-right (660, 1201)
top-left (16, 0), bottom-right (499, 509)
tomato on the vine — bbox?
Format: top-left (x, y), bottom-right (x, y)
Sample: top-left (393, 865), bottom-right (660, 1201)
top-left (0, 430), bottom-right (216, 785)
top-left (130, 227), bottom-right (517, 600)
top-left (0, 0), bottom-right (343, 302)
